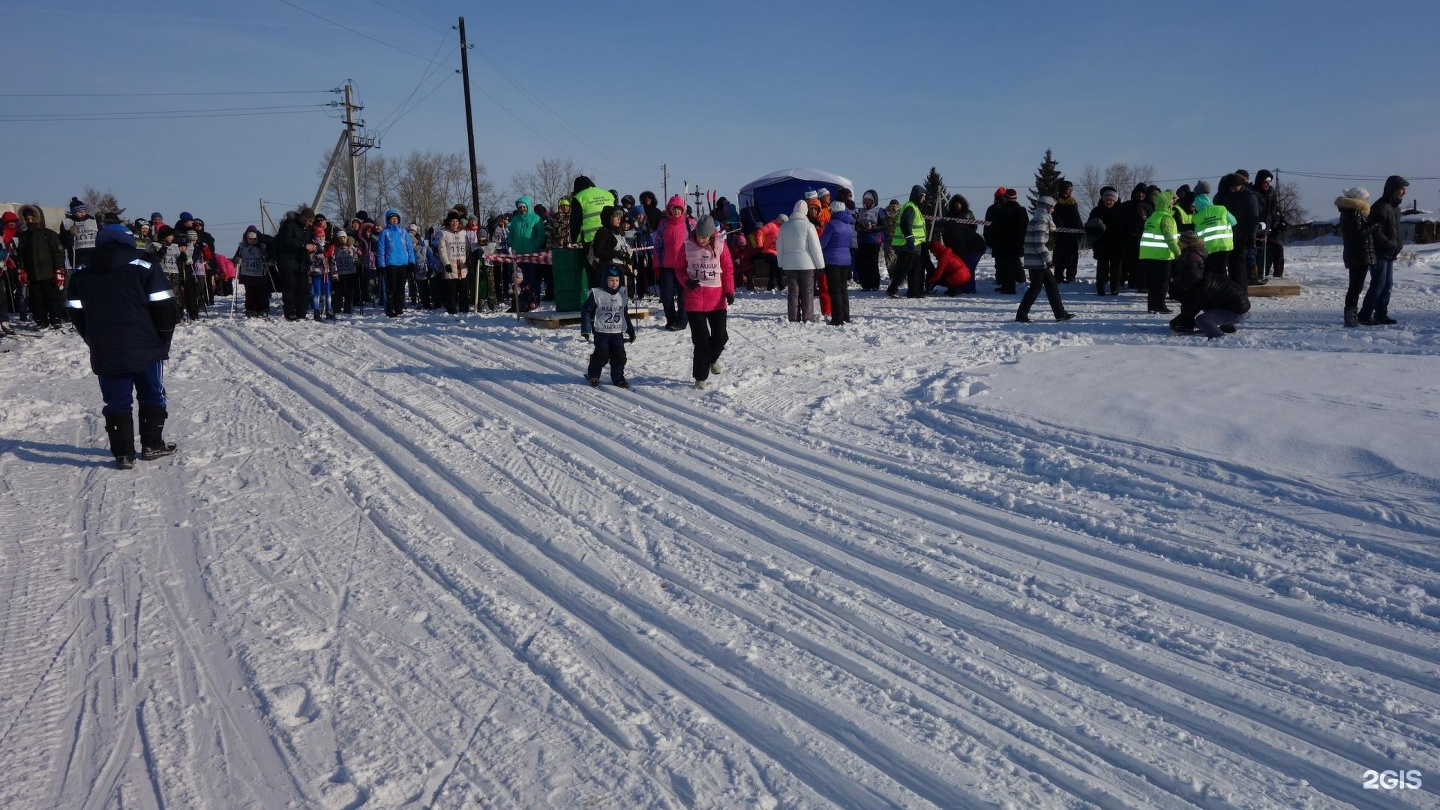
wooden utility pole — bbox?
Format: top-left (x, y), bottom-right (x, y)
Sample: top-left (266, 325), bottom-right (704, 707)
top-left (459, 17), bottom-right (481, 221)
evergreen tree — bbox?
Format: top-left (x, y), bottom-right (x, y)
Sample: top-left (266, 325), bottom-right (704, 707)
top-left (1029, 149), bottom-right (1064, 210)
top-left (921, 167), bottom-right (947, 236)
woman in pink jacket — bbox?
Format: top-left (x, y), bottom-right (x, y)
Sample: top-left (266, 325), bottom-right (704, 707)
top-left (677, 216), bottom-right (735, 389)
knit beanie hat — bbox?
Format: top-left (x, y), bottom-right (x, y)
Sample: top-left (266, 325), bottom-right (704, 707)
top-left (1235, 169), bottom-right (1250, 181)
top-left (1256, 169), bottom-right (1273, 184)
top-left (818, 188), bottom-right (830, 198)
top-left (150, 212), bottom-right (164, 221)
top-left (1004, 188), bottom-right (1018, 200)
top-left (1100, 187), bottom-right (1119, 202)
top-left (69, 197), bottom-right (87, 214)
top-left (831, 200), bottom-right (846, 213)
top-left (1036, 195), bottom-right (1056, 209)
top-left (186, 230), bottom-right (199, 242)
top-left (1344, 187), bottom-right (1370, 201)
top-left (803, 190), bottom-right (819, 201)
top-left (994, 186), bottom-right (1007, 199)
top-left (179, 211), bottom-right (194, 223)
top-left (1194, 180), bottom-right (1212, 195)
top-left (694, 216), bottom-right (716, 239)
top-left (95, 223), bottom-right (135, 249)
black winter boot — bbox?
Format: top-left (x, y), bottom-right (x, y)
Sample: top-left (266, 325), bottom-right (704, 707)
top-left (138, 406), bottom-right (177, 461)
top-left (105, 412), bottom-right (136, 469)
top-left (1343, 307), bottom-right (1358, 328)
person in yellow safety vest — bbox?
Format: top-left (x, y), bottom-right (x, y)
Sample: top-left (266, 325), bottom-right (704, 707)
top-left (885, 185), bottom-right (928, 298)
top-left (1138, 190), bottom-right (1181, 314)
top-left (568, 175), bottom-right (615, 245)
top-left (1190, 179), bottom-right (1236, 278)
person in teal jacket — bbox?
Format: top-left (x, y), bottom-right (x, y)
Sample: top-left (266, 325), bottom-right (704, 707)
top-left (507, 196), bottom-right (545, 310)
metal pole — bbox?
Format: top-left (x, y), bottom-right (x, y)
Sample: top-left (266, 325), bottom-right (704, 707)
top-left (459, 18), bottom-right (481, 224)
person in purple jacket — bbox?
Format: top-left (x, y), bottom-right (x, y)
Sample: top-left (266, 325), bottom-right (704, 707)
top-left (817, 200), bottom-right (856, 325)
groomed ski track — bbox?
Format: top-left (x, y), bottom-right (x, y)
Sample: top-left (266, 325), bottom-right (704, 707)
top-left (2, 293), bottom-right (1438, 808)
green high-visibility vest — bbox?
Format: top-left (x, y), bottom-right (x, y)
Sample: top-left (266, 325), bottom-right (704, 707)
top-left (1193, 205), bottom-right (1234, 252)
top-left (573, 186), bottom-right (614, 244)
top-left (1139, 211), bottom-right (1179, 260)
top-left (890, 201), bottom-right (925, 246)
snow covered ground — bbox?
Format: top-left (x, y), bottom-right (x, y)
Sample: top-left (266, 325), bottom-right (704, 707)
top-left (2, 243), bottom-right (1438, 809)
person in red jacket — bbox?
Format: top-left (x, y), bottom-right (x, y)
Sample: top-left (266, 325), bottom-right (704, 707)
top-left (925, 241), bottom-right (973, 296)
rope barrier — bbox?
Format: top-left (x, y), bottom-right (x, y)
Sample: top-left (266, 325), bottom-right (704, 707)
top-left (922, 214), bottom-right (1086, 235)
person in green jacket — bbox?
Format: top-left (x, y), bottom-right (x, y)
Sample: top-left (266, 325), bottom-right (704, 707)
top-left (507, 196), bottom-right (546, 310)
top-left (1138, 190), bottom-right (1180, 313)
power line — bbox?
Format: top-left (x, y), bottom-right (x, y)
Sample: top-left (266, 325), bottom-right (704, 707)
top-left (371, 33), bottom-right (457, 137)
top-left (467, 44), bottom-right (653, 176)
top-left (364, 0), bottom-right (449, 34)
top-left (276, 0), bottom-right (458, 71)
top-left (377, 72), bottom-right (456, 141)
top-left (0, 89), bottom-right (336, 98)
top-left (0, 102), bottom-right (333, 120)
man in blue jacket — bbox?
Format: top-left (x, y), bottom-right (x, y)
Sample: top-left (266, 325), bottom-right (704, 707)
top-left (66, 224), bottom-right (179, 469)
top-left (376, 209), bottom-right (418, 317)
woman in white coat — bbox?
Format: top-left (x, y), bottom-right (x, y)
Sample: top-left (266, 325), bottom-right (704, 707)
top-left (776, 199), bottom-right (825, 322)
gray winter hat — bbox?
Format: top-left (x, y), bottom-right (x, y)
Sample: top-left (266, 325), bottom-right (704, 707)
top-left (1344, 187), bottom-right (1370, 201)
top-left (1036, 195), bottom-right (1057, 209)
top-left (1194, 180), bottom-right (1212, 195)
top-left (1101, 188), bottom-right (1120, 202)
top-left (695, 216), bottom-right (716, 239)
top-left (831, 200), bottom-right (846, 213)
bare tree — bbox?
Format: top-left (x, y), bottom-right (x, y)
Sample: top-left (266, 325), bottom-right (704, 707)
top-left (1104, 162), bottom-right (1156, 199)
top-left (318, 152), bottom-right (399, 223)
top-left (314, 149), bottom-right (495, 227)
top-left (1076, 164), bottom-right (1104, 212)
top-left (83, 185), bottom-right (124, 219)
top-left (509, 157), bottom-right (585, 212)
top-left (1272, 181), bottom-right (1310, 229)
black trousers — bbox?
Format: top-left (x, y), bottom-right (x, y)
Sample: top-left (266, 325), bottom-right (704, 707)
top-left (332, 273), bottom-right (357, 313)
top-left (586, 332), bottom-right (628, 383)
top-left (1142, 259), bottom-right (1172, 311)
top-left (29, 279), bottom-right (66, 327)
top-left (384, 265), bottom-right (410, 315)
top-left (856, 243), bottom-right (882, 290)
top-left (888, 250), bottom-right (924, 297)
top-left (687, 309), bottom-right (728, 382)
top-left (1094, 254), bottom-right (1122, 294)
top-left (1054, 236), bottom-right (1080, 281)
top-left (1262, 239), bottom-right (1284, 277)
top-left (1017, 265), bottom-right (1066, 319)
top-left (825, 264), bottom-right (851, 323)
top-left (994, 254), bottom-right (1023, 292)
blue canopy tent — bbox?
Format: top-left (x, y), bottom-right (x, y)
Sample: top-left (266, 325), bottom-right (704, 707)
top-left (737, 169), bottom-right (853, 234)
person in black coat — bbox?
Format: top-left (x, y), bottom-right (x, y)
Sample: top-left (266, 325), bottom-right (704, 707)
top-left (1116, 183), bottom-right (1151, 290)
top-left (939, 194), bottom-right (985, 294)
top-left (65, 224), bottom-right (179, 468)
top-left (1051, 180), bottom-right (1085, 282)
top-left (1085, 187), bottom-right (1125, 295)
top-left (1170, 254), bottom-right (1250, 339)
top-left (983, 187), bottom-right (1028, 293)
top-left (274, 208), bottom-right (316, 321)
top-left (1217, 173), bottom-right (1262, 286)
top-left (1359, 175), bottom-right (1407, 325)
top-left (17, 205), bottom-right (67, 328)
top-left (1336, 187), bottom-right (1377, 327)
top-left (1252, 170), bottom-right (1286, 278)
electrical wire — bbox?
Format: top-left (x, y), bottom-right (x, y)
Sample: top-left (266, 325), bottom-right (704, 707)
top-left (0, 89), bottom-right (336, 98)
top-left (0, 102), bottom-right (333, 122)
top-left (376, 72), bottom-right (456, 141)
top-left (370, 33), bottom-right (457, 137)
top-left (277, 0), bottom-right (457, 71)
top-left (0, 109), bottom-right (331, 123)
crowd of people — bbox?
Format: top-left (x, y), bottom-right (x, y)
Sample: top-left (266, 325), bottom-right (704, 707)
top-left (2, 168), bottom-right (1415, 466)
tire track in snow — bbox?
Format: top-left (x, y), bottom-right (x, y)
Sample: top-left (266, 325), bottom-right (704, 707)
top-left (228, 328), bottom-right (993, 810)
top-left (467, 332), bottom-right (1440, 808)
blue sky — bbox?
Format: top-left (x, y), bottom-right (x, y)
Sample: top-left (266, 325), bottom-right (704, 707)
top-left (4, 1), bottom-right (1437, 252)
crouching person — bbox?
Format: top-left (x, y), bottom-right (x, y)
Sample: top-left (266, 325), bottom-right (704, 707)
top-left (1170, 231), bottom-right (1250, 339)
top-left (580, 266), bottom-right (637, 388)
top-left (66, 224), bottom-right (179, 469)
